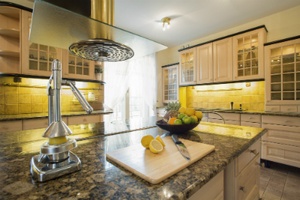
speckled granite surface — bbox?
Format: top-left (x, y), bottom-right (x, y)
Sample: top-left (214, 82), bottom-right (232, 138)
top-left (0, 110), bottom-right (113, 121)
top-left (0, 121), bottom-right (266, 200)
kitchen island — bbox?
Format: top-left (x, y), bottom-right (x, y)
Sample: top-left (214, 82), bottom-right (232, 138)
top-left (0, 120), bottom-right (266, 200)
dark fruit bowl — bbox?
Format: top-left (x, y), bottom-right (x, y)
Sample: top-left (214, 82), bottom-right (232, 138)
top-left (156, 119), bottom-right (200, 134)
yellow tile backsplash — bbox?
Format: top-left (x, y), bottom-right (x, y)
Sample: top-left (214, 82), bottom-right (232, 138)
top-left (0, 77), bottom-right (104, 115)
top-left (181, 81), bottom-right (265, 112)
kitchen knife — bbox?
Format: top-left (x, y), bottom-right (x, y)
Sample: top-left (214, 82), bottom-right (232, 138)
top-left (171, 134), bottom-right (191, 160)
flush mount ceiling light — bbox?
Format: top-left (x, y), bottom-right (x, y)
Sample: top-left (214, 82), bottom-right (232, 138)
top-left (162, 17), bottom-right (171, 31)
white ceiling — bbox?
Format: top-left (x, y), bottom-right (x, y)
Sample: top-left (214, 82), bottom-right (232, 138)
top-left (9, 0), bottom-right (300, 48)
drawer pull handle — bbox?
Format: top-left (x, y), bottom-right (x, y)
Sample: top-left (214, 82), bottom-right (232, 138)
top-left (249, 149), bottom-right (257, 155)
top-left (239, 186), bottom-right (246, 192)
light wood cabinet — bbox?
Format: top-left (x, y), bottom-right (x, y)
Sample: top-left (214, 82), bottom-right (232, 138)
top-left (196, 43), bottom-right (213, 84)
top-left (208, 112), bottom-right (240, 125)
top-left (225, 139), bottom-right (260, 200)
top-left (262, 115), bottom-right (300, 168)
top-left (179, 48), bottom-right (196, 85)
top-left (62, 50), bottom-right (96, 80)
top-left (67, 115), bottom-right (103, 125)
top-left (233, 28), bottom-right (266, 81)
top-left (265, 37), bottom-right (300, 112)
top-left (0, 120), bottom-right (23, 132)
top-left (162, 64), bottom-right (178, 103)
top-left (0, 6), bottom-right (21, 74)
top-left (188, 170), bottom-right (224, 200)
top-left (21, 10), bottom-right (63, 77)
top-left (241, 114), bottom-right (261, 128)
top-left (213, 37), bottom-right (233, 83)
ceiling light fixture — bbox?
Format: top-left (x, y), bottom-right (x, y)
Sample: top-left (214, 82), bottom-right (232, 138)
top-left (162, 17), bottom-right (171, 31)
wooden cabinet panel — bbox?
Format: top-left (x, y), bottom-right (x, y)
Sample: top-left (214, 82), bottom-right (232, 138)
top-left (0, 120), bottom-right (22, 132)
top-left (196, 43), bottom-right (213, 84)
top-left (188, 170), bottom-right (224, 200)
top-left (67, 115), bottom-right (101, 125)
top-left (261, 141), bottom-right (300, 168)
top-left (0, 6), bottom-right (21, 74)
top-left (225, 139), bottom-right (260, 200)
top-left (262, 115), bottom-right (299, 127)
top-left (262, 115), bottom-right (300, 168)
top-left (241, 114), bottom-right (261, 123)
top-left (213, 38), bottom-right (233, 83)
top-left (236, 140), bottom-right (260, 175)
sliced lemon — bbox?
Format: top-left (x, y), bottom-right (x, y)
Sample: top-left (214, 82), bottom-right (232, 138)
top-left (141, 135), bottom-right (154, 148)
top-left (149, 139), bottom-right (164, 154)
top-left (155, 135), bottom-right (165, 147)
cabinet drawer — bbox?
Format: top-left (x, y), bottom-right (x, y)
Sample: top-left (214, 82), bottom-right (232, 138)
top-left (67, 115), bottom-right (100, 125)
top-left (210, 113), bottom-right (240, 121)
top-left (241, 121), bottom-right (261, 128)
top-left (22, 117), bottom-right (67, 130)
top-left (236, 139), bottom-right (260, 175)
top-left (237, 155), bottom-right (260, 200)
top-left (262, 124), bottom-right (300, 147)
top-left (0, 120), bottom-right (22, 132)
top-left (261, 141), bottom-right (300, 168)
top-left (262, 115), bottom-right (300, 127)
top-left (23, 118), bottom-right (48, 130)
top-left (241, 114), bottom-right (261, 123)
top-left (280, 105), bottom-right (298, 113)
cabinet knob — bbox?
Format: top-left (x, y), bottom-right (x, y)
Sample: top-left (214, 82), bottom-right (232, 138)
top-left (239, 186), bottom-right (245, 192)
top-left (249, 149), bottom-right (257, 155)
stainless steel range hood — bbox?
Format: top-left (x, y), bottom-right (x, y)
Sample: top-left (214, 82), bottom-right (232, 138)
top-left (30, 0), bottom-right (167, 62)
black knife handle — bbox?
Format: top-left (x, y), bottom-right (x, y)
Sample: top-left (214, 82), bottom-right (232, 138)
top-left (172, 134), bottom-right (182, 144)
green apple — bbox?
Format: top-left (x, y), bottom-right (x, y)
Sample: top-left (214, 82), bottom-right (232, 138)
top-left (174, 119), bottom-right (183, 125)
top-left (177, 113), bottom-right (186, 119)
top-left (182, 116), bottom-right (192, 124)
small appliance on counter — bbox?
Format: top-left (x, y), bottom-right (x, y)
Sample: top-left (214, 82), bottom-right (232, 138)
top-left (30, 59), bottom-right (93, 182)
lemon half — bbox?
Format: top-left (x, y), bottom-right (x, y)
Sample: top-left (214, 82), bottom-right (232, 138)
top-left (155, 135), bottom-right (165, 147)
top-left (149, 139), bottom-right (163, 154)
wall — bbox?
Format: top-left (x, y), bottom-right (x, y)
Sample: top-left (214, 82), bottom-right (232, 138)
top-left (0, 76), bottom-right (104, 115)
top-left (156, 5), bottom-right (300, 107)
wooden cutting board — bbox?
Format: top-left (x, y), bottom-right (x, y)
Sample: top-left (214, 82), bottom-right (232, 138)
top-left (106, 136), bottom-right (215, 184)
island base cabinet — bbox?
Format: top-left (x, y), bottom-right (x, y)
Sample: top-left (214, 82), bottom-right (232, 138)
top-left (224, 139), bottom-right (261, 200)
top-left (188, 170), bottom-right (224, 200)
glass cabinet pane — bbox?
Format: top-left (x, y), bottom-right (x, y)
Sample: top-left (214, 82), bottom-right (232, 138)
top-left (268, 40), bottom-right (300, 101)
top-left (163, 65), bottom-right (178, 102)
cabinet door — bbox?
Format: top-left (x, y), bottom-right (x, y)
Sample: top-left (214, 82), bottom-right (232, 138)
top-left (179, 48), bottom-right (196, 85)
top-left (233, 28), bottom-right (266, 81)
top-left (213, 38), bottom-right (233, 83)
top-left (21, 10), bottom-right (63, 77)
top-left (162, 64), bottom-right (178, 103)
top-left (62, 50), bottom-right (95, 80)
top-left (0, 6), bottom-right (21, 74)
top-left (196, 43), bottom-right (213, 84)
top-left (265, 38), bottom-right (300, 105)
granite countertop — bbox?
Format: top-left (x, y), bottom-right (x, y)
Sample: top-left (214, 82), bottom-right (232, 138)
top-left (0, 121), bottom-right (266, 200)
top-left (197, 108), bottom-right (300, 117)
top-left (0, 109), bottom-right (113, 121)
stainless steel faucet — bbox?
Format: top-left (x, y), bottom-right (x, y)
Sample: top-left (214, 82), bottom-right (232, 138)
top-left (30, 59), bottom-right (93, 182)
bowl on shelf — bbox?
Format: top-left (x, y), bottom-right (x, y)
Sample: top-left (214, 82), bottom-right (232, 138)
top-left (156, 119), bottom-right (200, 134)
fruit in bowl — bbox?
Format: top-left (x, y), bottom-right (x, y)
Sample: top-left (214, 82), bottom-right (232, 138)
top-left (157, 107), bottom-right (203, 134)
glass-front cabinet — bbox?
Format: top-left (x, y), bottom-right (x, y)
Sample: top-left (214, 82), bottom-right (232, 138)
top-left (265, 37), bottom-right (300, 111)
top-left (23, 43), bottom-right (62, 76)
top-left (179, 48), bottom-right (196, 85)
top-left (62, 50), bottom-right (95, 80)
top-left (162, 64), bottom-right (178, 103)
top-left (233, 28), bottom-right (266, 81)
